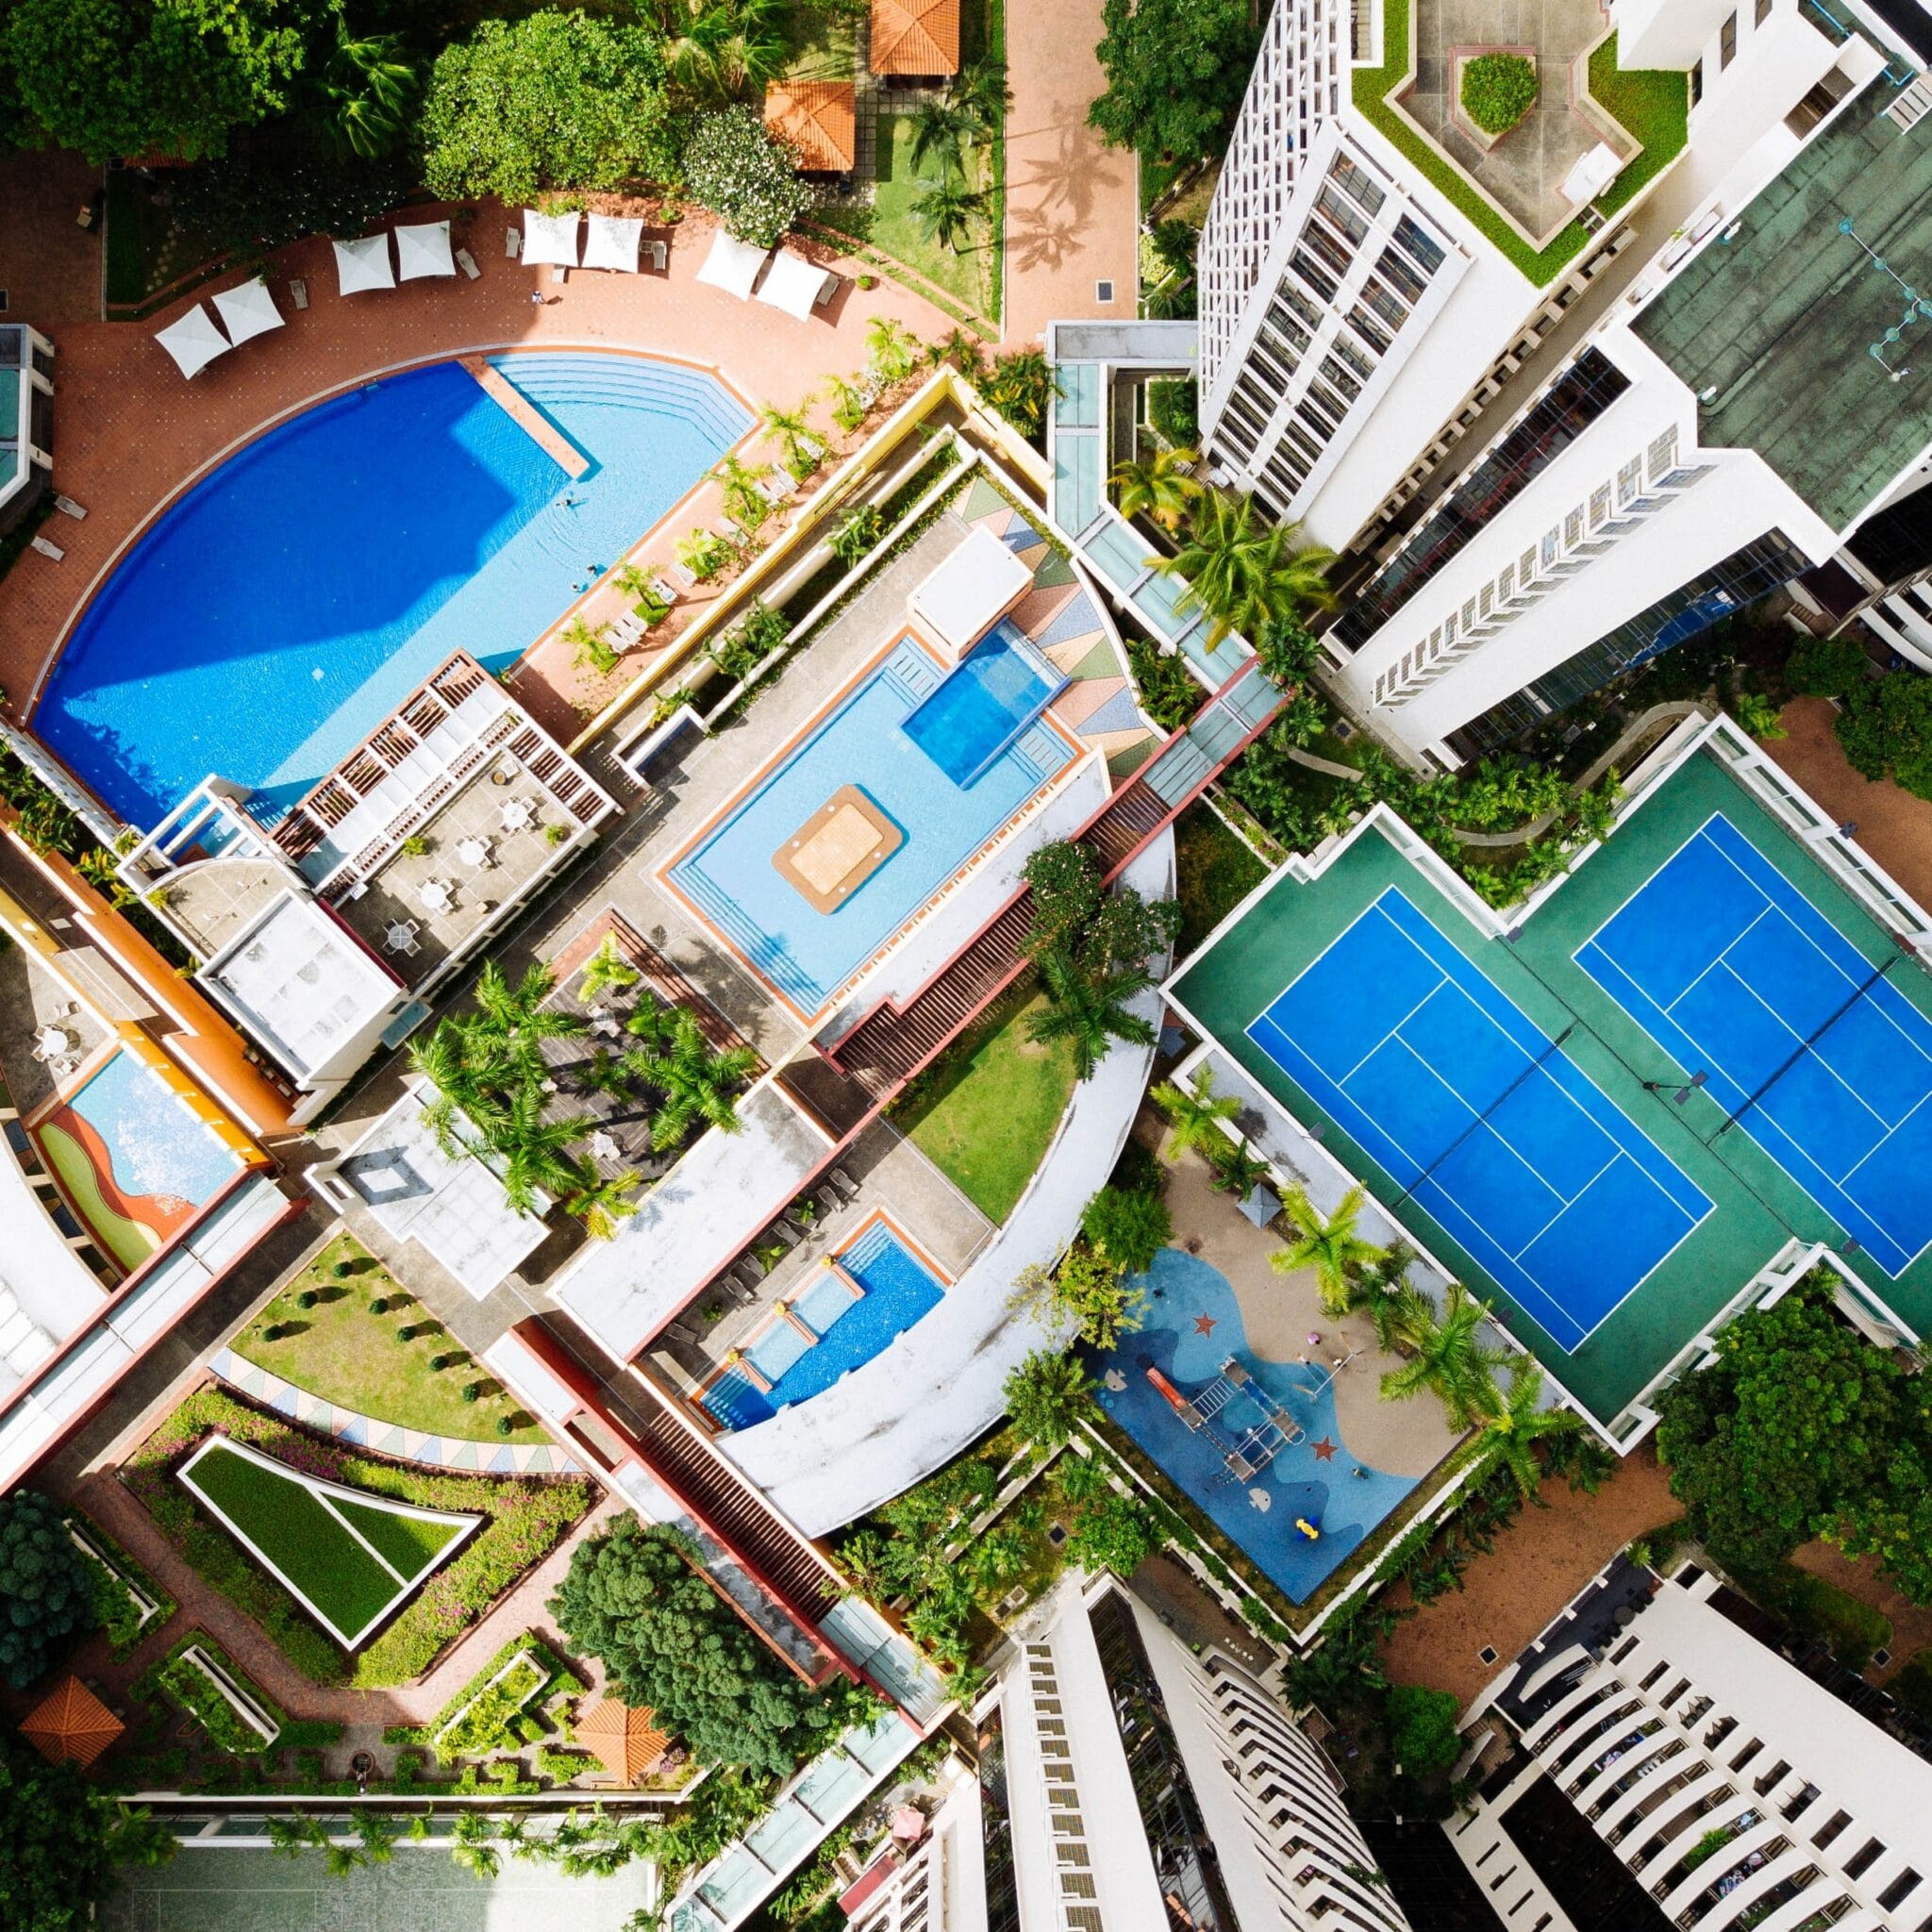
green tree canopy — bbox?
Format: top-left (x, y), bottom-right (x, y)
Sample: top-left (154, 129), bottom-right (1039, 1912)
top-left (418, 12), bottom-right (682, 202)
top-left (682, 103), bottom-right (810, 246)
top-left (549, 1517), bottom-right (840, 1778)
top-left (0, 1490), bottom-right (99, 1690)
top-left (1834, 667), bottom-right (1932, 800)
top-left (1080, 1185), bottom-right (1173, 1276)
top-left (1385, 1684), bottom-right (1461, 1777)
top-left (1088, 0), bottom-right (1258, 164)
top-left (1002, 1349), bottom-right (1097, 1448)
top-left (5, 0), bottom-right (307, 164)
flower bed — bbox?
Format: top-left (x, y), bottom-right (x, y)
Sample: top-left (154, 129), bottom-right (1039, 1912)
top-left (124, 1387), bottom-right (592, 1688)
top-left (69, 1512), bottom-right (176, 1657)
top-left (155, 1642), bottom-right (281, 1754)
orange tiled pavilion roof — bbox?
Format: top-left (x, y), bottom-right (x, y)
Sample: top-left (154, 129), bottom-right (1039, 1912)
top-left (870, 0), bottom-right (959, 75)
top-left (575, 1695), bottom-right (671, 1783)
top-left (765, 80), bottom-right (858, 174)
top-left (20, 1674), bottom-right (124, 1769)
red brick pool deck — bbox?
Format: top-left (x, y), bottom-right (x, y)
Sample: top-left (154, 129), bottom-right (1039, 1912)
top-left (0, 200), bottom-right (955, 760)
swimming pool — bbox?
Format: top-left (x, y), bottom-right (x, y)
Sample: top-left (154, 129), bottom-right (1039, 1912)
top-left (667, 637), bottom-right (1074, 1012)
top-left (901, 622), bottom-right (1065, 787)
top-left (37, 354), bottom-right (749, 828)
top-left (704, 1222), bottom-right (946, 1430)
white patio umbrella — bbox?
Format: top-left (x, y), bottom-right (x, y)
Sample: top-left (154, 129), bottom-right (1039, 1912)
top-left (210, 275), bottom-right (284, 345)
top-left (694, 228), bottom-right (771, 302)
top-left (154, 304), bottom-right (232, 378)
top-left (582, 213), bottom-right (642, 273)
top-left (333, 232), bottom-right (396, 295)
top-left (755, 249), bottom-right (837, 320)
top-left (521, 208), bottom-right (581, 268)
top-left (394, 219), bottom-right (458, 280)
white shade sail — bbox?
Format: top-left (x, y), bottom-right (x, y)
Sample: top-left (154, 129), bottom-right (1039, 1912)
top-left (755, 249), bottom-right (837, 320)
top-left (394, 219), bottom-right (457, 280)
top-left (210, 276), bottom-right (284, 345)
top-left (694, 228), bottom-right (771, 301)
top-left (333, 232), bottom-right (395, 295)
top-left (154, 304), bottom-right (232, 378)
top-left (521, 208), bottom-right (581, 268)
top-left (583, 213), bottom-right (642, 273)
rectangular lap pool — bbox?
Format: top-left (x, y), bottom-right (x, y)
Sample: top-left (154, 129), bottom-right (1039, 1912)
top-left (702, 1220), bottom-right (946, 1430)
top-left (665, 635), bottom-right (1074, 1013)
top-left (900, 622), bottom-right (1066, 787)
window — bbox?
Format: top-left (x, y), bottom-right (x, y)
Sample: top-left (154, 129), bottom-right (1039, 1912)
top-left (1843, 1838), bottom-right (1884, 1880)
top-left (1756, 0), bottom-right (1772, 21)
top-left (1095, 280), bottom-right (1114, 303)
top-left (1691, 58), bottom-right (1704, 104)
top-left (1721, 12), bottom-right (1738, 64)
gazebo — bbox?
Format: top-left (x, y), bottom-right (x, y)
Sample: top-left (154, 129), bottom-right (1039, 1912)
top-left (764, 80), bottom-right (858, 174)
top-left (20, 1675), bottom-right (124, 1768)
top-left (870, 0), bottom-right (958, 76)
top-left (575, 1695), bottom-right (670, 1784)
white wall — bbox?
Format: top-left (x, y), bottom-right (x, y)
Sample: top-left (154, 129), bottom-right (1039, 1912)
top-left (1613, 0), bottom-right (1736, 70)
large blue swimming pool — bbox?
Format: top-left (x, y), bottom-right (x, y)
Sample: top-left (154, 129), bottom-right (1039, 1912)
top-left (36, 354), bottom-right (748, 828)
top-left (668, 637), bottom-right (1074, 1012)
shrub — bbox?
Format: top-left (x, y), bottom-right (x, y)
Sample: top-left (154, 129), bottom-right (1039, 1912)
top-left (295, 1290), bottom-right (318, 1310)
top-left (428, 1354), bottom-right (453, 1373)
top-left (154, 1648), bottom-right (268, 1757)
top-left (330, 1260), bottom-right (353, 1280)
top-left (830, 503), bottom-right (884, 568)
top-left (369, 1296), bottom-right (389, 1316)
top-left (0, 1491), bottom-right (101, 1689)
top-left (1785, 633), bottom-right (1869, 699)
top-left (1147, 377), bottom-right (1199, 448)
top-left (462, 1382), bottom-right (483, 1404)
top-left (1461, 52), bottom-right (1539, 134)
top-left (1386, 1684), bottom-right (1461, 1776)
top-left (683, 106), bottom-right (811, 248)
top-left (397, 1324), bottom-right (417, 1343)
top-left (496, 1417), bottom-right (514, 1439)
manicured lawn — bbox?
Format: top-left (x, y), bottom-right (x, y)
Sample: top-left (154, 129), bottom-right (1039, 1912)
top-left (103, 169), bottom-right (217, 313)
top-left (333, 1497), bottom-right (462, 1582)
top-left (1175, 804), bottom-right (1267, 959)
top-left (1748, 1563), bottom-right (1893, 1673)
top-left (891, 982), bottom-right (1077, 1223)
top-left (237, 1233), bottom-right (548, 1442)
top-left (780, 0), bottom-right (857, 79)
top-left (1590, 33), bottom-right (1690, 218)
top-left (869, 110), bottom-right (999, 316)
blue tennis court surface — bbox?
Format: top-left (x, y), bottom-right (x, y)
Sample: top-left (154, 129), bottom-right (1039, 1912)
top-left (1575, 813), bottom-right (1932, 1277)
top-left (1248, 889), bottom-right (1710, 1350)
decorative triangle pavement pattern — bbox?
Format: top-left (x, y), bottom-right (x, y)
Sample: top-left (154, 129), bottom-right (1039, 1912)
top-left (1050, 637), bottom-right (1125, 683)
top-left (1069, 685), bottom-right (1145, 738)
top-left (1033, 591), bottom-right (1107, 652)
top-left (957, 475), bottom-right (1008, 521)
top-left (1009, 583), bottom-right (1079, 637)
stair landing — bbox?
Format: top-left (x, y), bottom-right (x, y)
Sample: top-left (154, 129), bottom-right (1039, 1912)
top-left (459, 355), bottom-right (589, 479)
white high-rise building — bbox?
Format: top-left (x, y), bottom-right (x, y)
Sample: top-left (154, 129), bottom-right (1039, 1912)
top-left (845, 1571), bottom-right (1410, 1932)
top-left (1450, 1563), bottom-right (1932, 1932)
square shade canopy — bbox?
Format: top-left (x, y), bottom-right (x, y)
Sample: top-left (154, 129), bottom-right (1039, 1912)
top-left (210, 276), bottom-right (283, 345)
top-left (521, 208), bottom-right (581, 267)
top-left (583, 213), bottom-right (643, 272)
top-left (333, 232), bottom-right (395, 294)
top-left (695, 228), bottom-right (771, 301)
top-left (154, 303), bottom-right (232, 378)
top-left (754, 249), bottom-right (837, 320)
top-left (394, 218), bottom-right (457, 279)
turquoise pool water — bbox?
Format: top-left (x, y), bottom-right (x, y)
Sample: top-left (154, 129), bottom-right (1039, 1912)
top-left (669, 637), bottom-right (1074, 1011)
top-left (901, 621), bottom-right (1065, 786)
top-left (36, 354), bottom-right (748, 828)
top-left (69, 1052), bottom-right (241, 1208)
top-left (705, 1223), bottom-right (945, 1430)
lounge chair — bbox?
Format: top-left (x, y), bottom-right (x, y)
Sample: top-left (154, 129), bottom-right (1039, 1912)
top-left (645, 239), bottom-right (669, 273)
top-left (828, 1167), bottom-right (860, 1201)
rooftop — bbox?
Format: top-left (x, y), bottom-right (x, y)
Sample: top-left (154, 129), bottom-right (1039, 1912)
top-left (764, 79), bottom-right (858, 173)
top-left (1634, 73), bottom-right (1932, 530)
top-left (869, 0), bottom-right (958, 75)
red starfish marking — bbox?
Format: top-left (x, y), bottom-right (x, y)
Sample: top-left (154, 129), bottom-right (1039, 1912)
top-left (1311, 1437), bottom-right (1338, 1462)
top-left (1192, 1313), bottom-right (1217, 1337)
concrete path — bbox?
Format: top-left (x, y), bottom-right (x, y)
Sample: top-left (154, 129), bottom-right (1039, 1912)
top-left (1003, 0), bottom-right (1141, 345)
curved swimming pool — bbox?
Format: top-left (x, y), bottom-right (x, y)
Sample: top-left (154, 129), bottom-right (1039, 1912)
top-left (35, 353), bottom-right (750, 828)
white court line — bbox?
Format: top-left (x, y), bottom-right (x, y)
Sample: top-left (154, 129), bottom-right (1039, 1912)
top-left (1665, 903), bottom-right (1782, 1022)
top-left (1507, 1148), bottom-right (1622, 1262)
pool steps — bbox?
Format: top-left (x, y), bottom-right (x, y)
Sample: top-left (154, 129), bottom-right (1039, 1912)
top-left (462, 357), bottom-right (590, 478)
top-left (490, 354), bottom-right (752, 452)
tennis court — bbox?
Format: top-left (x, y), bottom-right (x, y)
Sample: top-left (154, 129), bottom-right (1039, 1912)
top-left (1575, 812), bottom-right (1932, 1278)
top-left (1247, 888), bottom-right (1710, 1351)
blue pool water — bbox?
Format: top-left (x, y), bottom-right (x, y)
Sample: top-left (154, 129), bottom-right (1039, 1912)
top-left (705, 1224), bottom-right (946, 1430)
top-left (68, 1052), bottom-right (242, 1207)
top-left (37, 354), bottom-right (749, 828)
top-left (900, 621), bottom-right (1065, 786)
top-left (1091, 1248), bottom-right (1417, 1603)
top-left (669, 637), bottom-right (1073, 1011)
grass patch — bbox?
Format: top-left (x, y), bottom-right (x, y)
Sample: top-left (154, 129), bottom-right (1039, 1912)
top-left (865, 109), bottom-right (998, 318)
top-left (182, 1442), bottom-right (412, 1644)
top-left (1175, 804), bottom-right (1266, 958)
top-left (236, 1233), bottom-right (547, 1442)
top-left (1891, 1649), bottom-right (1932, 1723)
top-left (103, 169), bottom-right (219, 313)
top-left (890, 979), bottom-right (1078, 1223)
top-left (1747, 1563), bottom-right (1893, 1673)
top-left (332, 1497), bottom-right (461, 1581)
top-left (1353, 4), bottom-right (1686, 284)
top-left (779, 0), bottom-right (858, 78)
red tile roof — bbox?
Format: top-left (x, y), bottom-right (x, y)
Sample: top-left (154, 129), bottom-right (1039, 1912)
top-left (21, 1675), bottom-right (124, 1769)
top-left (765, 80), bottom-right (859, 174)
top-left (870, 0), bottom-right (960, 75)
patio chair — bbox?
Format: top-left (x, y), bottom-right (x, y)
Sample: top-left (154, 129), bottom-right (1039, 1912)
top-left (456, 248), bottom-right (481, 280)
top-left (609, 610), bottom-right (647, 648)
top-left (291, 279), bottom-right (308, 310)
top-left (738, 1250), bottom-right (768, 1283)
top-left (645, 239), bottom-right (669, 273)
top-left (649, 574), bottom-right (680, 607)
top-left (828, 1167), bottom-right (860, 1201)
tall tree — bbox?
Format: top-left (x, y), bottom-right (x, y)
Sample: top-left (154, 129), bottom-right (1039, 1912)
top-left (1003, 1349), bottom-right (1098, 1447)
top-left (0, 1491), bottom-right (99, 1690)
top-left (1025, 949), bottom-right (1157, 1081)
top-left (1151, 1066), bottom-right (1241, 1161)
top-left (1472, 1357), bottom-right (1582, 1501)
top-left (1269, 1185), bottom-right (1383, 1317)
top-left (907, 95), bottom-right (972, 173)
top-left (621, 1010), bottom-right (758, 1150)
top-left (910, 175), bottom-right (981, 255)
top-left (1378, 1281), bottom-right (1503, 1430)
top-left (1110, 445), bottom-right (1204, 532)
top-left (318, 22), bottom-right (415, 158)
top-left (1088, 0), bottom-right (1259, 165)
top-left (1080, 1185), bottom-right (1173, 1275)
top-left (1153, 491), bottom-right (1336, 647)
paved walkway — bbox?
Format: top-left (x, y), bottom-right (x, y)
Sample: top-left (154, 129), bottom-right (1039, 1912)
top-left (1003, 0), bottom-right (1141, 345)
top-left (0, 198), bottom-right (954, 755)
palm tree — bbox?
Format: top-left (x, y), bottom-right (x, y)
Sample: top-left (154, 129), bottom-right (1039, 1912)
top-left (609, 560), bottom-right (665, 611)
top-left (1026, 949), bottom-right (1157, 1082)
top-left (949, 55), bottom-right (1011, 138)
top-left (449, 1812), bottom-right (500, 1880)
top-left (656, 0), bottom-right (786, 99)
top-left (820, 369), bottom-right (872, 433)
top-left (321, 25), bottom-right (416, 158)
top-left (1152, 491), bottom-right (1338, 647)
top-left (558, 1157), bottom-right (643, 1240)
top-left (908, 96), bottom-right (974, 174)
top-left (623, 988), bottom-right (677, 1049)
top-left (623, 1010), bottom-right (759, 1150)
top-left (758, 397), bottom-right (821, 476)
top-left (1209, 1140), bottom-right (1272, 1201)
top-left (911, 175), bottom-right (981, 254)
top-left (578, 933), bottom-right (640, 1003)
top-left (474, 959), bottom-right (586, 1073)
top-left (1003, 1348), bottom-right (1097, 1447)
top-left (1110, 446), bottom-right (1203, 532)
top-left (1151, 1066), bottom-right (1241, 1160)
top-left (1270, 1184), bottom-right (1383, 1316)
top-left (710, 452), bottom-right (774, 532)
top-left (1378, 1280), bottom-right (1504, 1429)
top-left (1473, 1357), bottom-right (1581, 1500)
top-left (866, 316), bottom-right (921, 383)
top-left (562, 616), bottom-right (618, 675)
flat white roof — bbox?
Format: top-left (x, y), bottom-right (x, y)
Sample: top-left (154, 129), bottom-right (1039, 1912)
top-left (907, 523), bottom-right (1033, 654)
top-left (202, 891), bottom-right (398, 1079)
top-left (330, 1081), bottom-right (547, 1298)
top-left (555, 1080), bottom-right (828, 1362)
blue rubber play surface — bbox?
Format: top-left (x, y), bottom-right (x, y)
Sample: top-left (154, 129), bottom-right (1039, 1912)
top-left (1575, 812), bottom-right (1932, 1277)
top-left (1248, 888), bottom-right (1710, 1351)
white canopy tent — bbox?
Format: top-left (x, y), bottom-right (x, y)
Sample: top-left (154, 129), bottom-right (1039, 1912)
top-left (521, 208), bottom-right (581, 268)
top-left (210, 276), bottom-right (284, 345)
top-left (394, 219), bottom-right (457, 280)
top-left (333, 232), bottom-right (395, 295)
top-left (154, 304), bottom-right (232, 379)
top-left (695, 228), bottom-right (771, 301)
top-left (582, 213), bottom-right (643, 273)
top-left (755, 249), bottom-right (838, 320)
